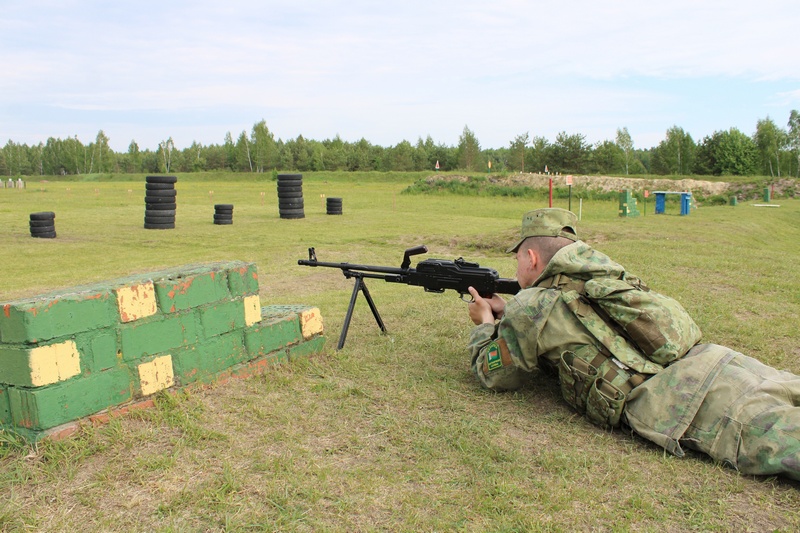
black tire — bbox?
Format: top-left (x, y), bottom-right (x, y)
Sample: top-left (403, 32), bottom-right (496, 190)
top-left (145, 209), bottom-right (176, 217)
top-left (145, 203), bottom-right (177, 211)
top-left (279, 207), bottom-right (305, 216)
top-left (327, 209), bottom-right (343, 215)
top-left (280, 214), bottom-right (305, 220)
top-left (144, 189), bottom-right (177, 198)
top-left (31, 231), bottom-right (57, 238)
top-left (279, 196), bottom-right (304, 204)
top-left (144, 195), bottom-right (177, 204)
top-left (214, 208), bottom-right (234, 214)
top-left (145, 216), bottom-right (176, 224)
top-left (277, 192), bottom-right (304, 200)
top-left (279, 202), bottom-right (304, 210)
top-left (30, 226), bottom-right (56, 235)
top-left (144, 222), bottom-right (176, 229)
top-left (277, 185), bottom-right (303, 193)
top-left (30, 219), bottom-right (56, 228)
top-left (146, 175), bottom-right (178, 184)
top-left (213, 215), bottom-right (233, 222)
top-left (30, 212), bottom-right (56, 221)
top-left (145, 182), bottom-right (176, 191)
top-left (214, 204), bottom-right (233, 210)
top-left (214, 219), bottom-right (234, 225)
top-left (277, 173), bottom-right (302, 181)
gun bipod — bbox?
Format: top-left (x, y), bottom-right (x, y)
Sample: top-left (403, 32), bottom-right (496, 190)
top-left (338, 270), bottom-right (387, 350)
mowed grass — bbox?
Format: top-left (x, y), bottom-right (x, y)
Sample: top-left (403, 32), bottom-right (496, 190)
top-left (1, 173), bottom-right (799, 531)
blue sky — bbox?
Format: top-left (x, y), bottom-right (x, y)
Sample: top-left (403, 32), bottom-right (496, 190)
top-left (2, 0), bottom-right (799, 153)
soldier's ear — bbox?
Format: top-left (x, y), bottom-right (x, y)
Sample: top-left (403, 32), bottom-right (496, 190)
top-left (525, 247), bottom-right (539, 272)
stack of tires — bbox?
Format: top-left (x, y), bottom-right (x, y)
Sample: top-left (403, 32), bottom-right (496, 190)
top-left (277, 173), bottom-right (304, 219)
top-left (214, 204), bottom-right (233, 225)
top-left (326, 197), bottom-right (343, 215)
top-left (145, 176), bottom-right (177, 229)
top-left (30, 211), bottom-right (56, 238)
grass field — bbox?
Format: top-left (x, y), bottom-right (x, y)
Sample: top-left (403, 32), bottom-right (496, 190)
top-left (1, 172), bottom-right (799, 531)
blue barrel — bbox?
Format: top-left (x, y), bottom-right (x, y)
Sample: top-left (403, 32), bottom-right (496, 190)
top-left (680, 193), bottom-right (691, 216)
top-left (655, 192), bottom-right (666, 214)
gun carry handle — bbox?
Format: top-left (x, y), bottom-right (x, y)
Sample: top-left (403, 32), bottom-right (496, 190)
top-left (401, 245), bottom-right (428, 269)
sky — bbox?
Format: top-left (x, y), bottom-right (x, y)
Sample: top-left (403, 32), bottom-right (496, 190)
top-left (2, 0), bottom-right (800, 153)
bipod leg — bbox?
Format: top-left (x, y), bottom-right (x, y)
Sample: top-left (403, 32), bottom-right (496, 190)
top-left (359, 278), bottom-right (387, 334)
top-left (337, 273), bottom-right (387, 350)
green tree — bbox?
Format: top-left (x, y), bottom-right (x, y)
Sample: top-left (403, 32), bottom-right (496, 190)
top-left (456, 125), bottom-right (481, 171)
top-left (529, 136), bottom-right (550, 173)
top-left (234, 131), bottom-right (252, 172)
top-left (508, 132), bottom-right (529, 172)
top-left (651, 126), bottom-right (695, 175)
top-left (289, 135), bottom-right (311, 171)
top-left (591, 140), bottom-right (624, 174)
top-left (322, 135), bottom-right (347, 171)
top-left (694, 128), bottom-right (758, 176)
top-left (93, 130), bottom-right (111, 173)
top-left (388, 140), bottom-right (415, 171)
top-left (251, 120), bottom-right (278, 172)
top-left (788, 110), bottom-right (800, 177)
top-left (615, 127), bottom-right (634, 175)
top-left (127, 140), bottom-right (141, 173)
top-left (223, 132), bottom-right (236, 170)
top-left (754, 116), bottom-right (786, 177)
top-left (550, 132), bottom-right (590, 174)
top-left (159, 137), bottom-right (175, 173)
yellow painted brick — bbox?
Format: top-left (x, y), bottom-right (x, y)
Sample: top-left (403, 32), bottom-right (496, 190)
top-left (138, 355), bottom-right (175, 396)
top-left (30, 340), bottom-right (82, 387)
top-left (243, 295), bottom-right (262, 327)
top-left (299, 307), bottom-right (324, 339)
top-left (116, 282), bottom-right (157, 323)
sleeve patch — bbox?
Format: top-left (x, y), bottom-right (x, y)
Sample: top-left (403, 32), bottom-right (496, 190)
top-left (486, 339), bottom-right (513, 372)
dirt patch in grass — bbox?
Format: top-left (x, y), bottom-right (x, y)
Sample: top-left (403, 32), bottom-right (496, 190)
top-left (429, 173), bottom-right (732, 196)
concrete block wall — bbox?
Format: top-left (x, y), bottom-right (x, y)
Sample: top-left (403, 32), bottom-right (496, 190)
top-left (0, 261), bottom-right (325, 440)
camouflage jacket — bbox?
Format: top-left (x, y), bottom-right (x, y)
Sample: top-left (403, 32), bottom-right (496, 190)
top-left (469, 240), bottom-right (640, 390)
top-left (468, 241), bottom-right (724, 453)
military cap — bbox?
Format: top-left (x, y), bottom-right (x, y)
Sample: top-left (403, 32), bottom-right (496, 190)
top-left (506, 208), bottom-right (578, 253)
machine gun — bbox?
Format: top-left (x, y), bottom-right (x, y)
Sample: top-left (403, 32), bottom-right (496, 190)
top-left (298, 245), bottom-right (520, 349)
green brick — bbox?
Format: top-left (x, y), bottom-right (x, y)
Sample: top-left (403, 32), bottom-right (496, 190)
top-left (120, 313), bottom-right (197, 362)
top-left (227, 262), bottom-right (260, 297)
top-left (0, 290), bottom-right (117, 344)
top-left (172, 331), bottom-right (246, 385)
top-left (199, 299), bottom-right (245, 339)
top-left (154, 267), bottom-right (231, 313)
top-left (288, 335), bottom-right (326, 360)
top-left (244, 314), bottom-right (301, 358)
top-left (75, 329), bottom-right (120, 371)
top-left (0, 387), bottom-right (10, 426)
top-left (7, 368), bottom-right (133, 431)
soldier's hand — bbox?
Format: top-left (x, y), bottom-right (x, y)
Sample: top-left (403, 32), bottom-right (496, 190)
top-left (468, 287), bottom-right (503, 325)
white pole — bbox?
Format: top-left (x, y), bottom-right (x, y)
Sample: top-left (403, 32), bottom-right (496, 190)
top-left (579, 198), bottom-right (583, 220)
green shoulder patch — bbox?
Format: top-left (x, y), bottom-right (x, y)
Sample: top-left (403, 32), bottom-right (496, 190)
top-left (486, 341), bottom-right (503, 371)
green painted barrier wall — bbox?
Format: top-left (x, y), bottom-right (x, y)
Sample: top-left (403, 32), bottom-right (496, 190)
top-left (0, 261), bottom-right (325, 440)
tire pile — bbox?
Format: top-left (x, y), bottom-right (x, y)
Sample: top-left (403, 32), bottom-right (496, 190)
top-left (326, 197), bottom-right (343, 215)
top-left (144, 175), bottom-right (177, 229)
top-left (30, 211), bottom-right (56, 238)
top-left (277, 173), bottom-right (304, 219)
top-left (214, 204), bottom-right (233, 225)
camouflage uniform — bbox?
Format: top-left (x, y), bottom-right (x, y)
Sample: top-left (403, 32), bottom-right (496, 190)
top-left (469, 210), bottom-right (800, 480)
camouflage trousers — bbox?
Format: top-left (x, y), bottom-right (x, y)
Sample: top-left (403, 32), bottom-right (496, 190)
top-left (624, 343), bottom-right (800, 480)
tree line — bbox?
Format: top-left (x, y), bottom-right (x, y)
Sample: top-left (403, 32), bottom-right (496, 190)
top-left (3, 113), bottom-right (800, 178)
